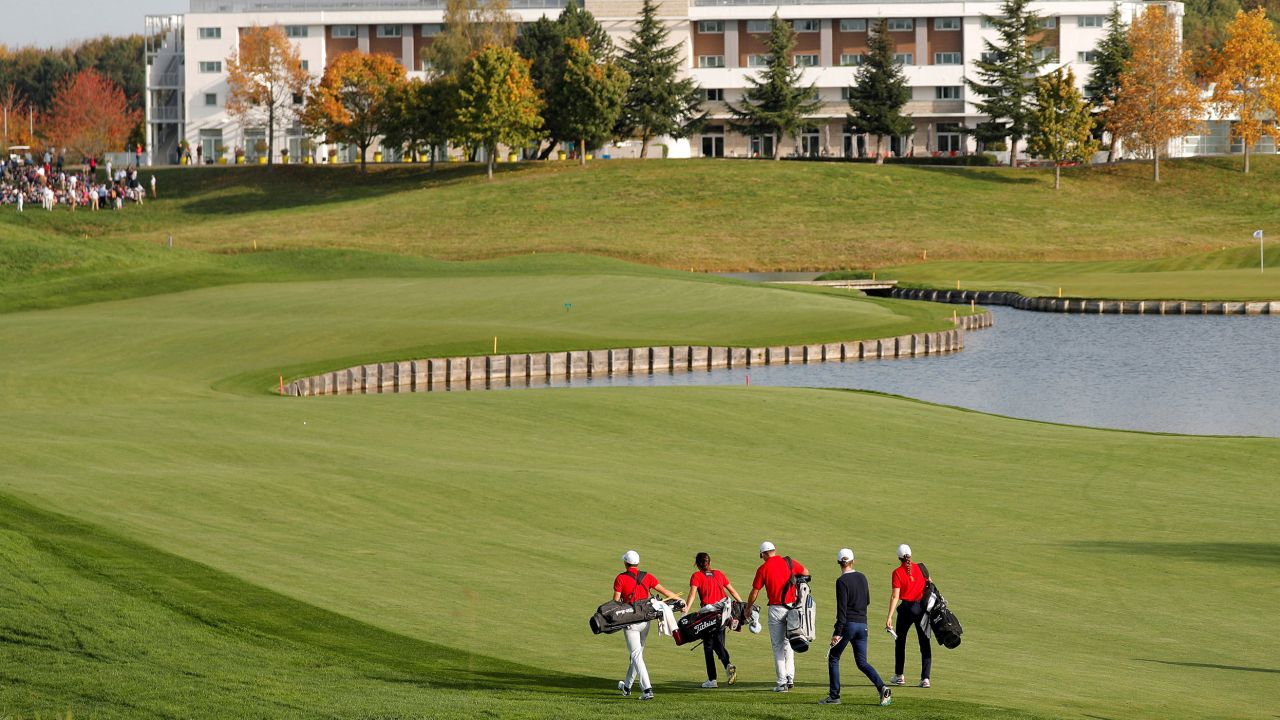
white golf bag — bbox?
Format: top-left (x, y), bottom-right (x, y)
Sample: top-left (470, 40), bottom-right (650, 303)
top-left (785, 580), bottom-right (816, 652)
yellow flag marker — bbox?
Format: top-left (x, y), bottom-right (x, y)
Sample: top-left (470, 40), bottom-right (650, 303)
top-left (493, 337), bottom-right (498, 354)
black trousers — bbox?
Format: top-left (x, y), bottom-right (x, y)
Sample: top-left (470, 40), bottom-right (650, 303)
top-left (894, 600), bottom-right (932, 680)
top-left (703, 626), bottom-right (731, 680)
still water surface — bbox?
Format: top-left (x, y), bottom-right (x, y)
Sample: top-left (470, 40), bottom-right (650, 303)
top-left (503, 307), bottom-right (1280, 437)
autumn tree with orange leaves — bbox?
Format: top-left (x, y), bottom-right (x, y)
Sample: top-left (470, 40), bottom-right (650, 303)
top-left (301, 51), bottom-right (406, 171)
top-left (1106, 5), bottom-right (1202, 182)
top-left (226, 25), bottom-right (311, 165)
top-left (1, 84), bottom-right (38, 150)
top-left (1209, 8), bottom-right (1280, 174)
top-left (41, 69), bottom-right (139, 160)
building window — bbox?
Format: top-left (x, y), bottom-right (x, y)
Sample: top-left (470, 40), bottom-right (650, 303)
top-left (197, 27), bottom-right (221, 40)
top-left (841, 86), bottom-right (852, 100)
top-left (377, 25), bottom-right (403, 38)
top-left (285, 25), bottom-right (308, 38)
top-left (421, 23), bottom-right (442, 36)
top-left (839, 19), bottom-right (866, 32)
top-left (793, 54), bottom-right (819, 67)
top-left (746, 19), bottom-right (771, 34)
top-left (293, 93), bottom-right (304, 105)
top-left (981, 17), bottom-right (1001, 29)
top-left (199, 61), bottom-right (222, 73)
top-left (1078, 15), bottom-right (1105, 28)
top-left (301, 60), bottom-right (309, 71)
top-left (934, 18), bottom-right (961, 31)
top-left (894, 52), bottom-right (913, 65)
top-left (204, 93), bottom-right (217, 106)
top-left (697, 20), bottom-right (724, 33)
top-left (886, 19), bottom-right (913, 32)
top-left (936, 86), bottom-right (962, 100)
top-left (1039, 17), bottom-right (1057, 30)
top-left (331, 25), bottom-right (357, 38)
top-left (937, 123), bottom-right (963, 152)
top-left (1032, 47), bottom-right (1058, 62)
top-left (840, 53), bottom-right (864, 66)
top-left (698, 55), bottom-right (725, 68)
top-left (934, 52), bottom-right (962, 65)
top-left (981, 51), bottom-right (1000, 63)
top-left (701, 125), bottom-right (724, 157)
top-left (705, 88), bottom-right (725, 101)
top-left (793, 19), bottom-right (819, 33)
top-left (1078, 50), bottom-right (1099, 63)
top-left (747, 54), bottom-right (769, 67)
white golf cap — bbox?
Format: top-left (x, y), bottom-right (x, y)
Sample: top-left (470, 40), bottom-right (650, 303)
top-left (622, 550), bottom-right (640, 565)
top-left (759, 541), bottom-right (776, 554)
top-left (837, 548), bottom-right (855, 562)
top-left (897, 544), bottom-right (912, 558)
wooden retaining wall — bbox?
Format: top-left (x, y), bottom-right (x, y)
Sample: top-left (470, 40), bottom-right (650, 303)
top-left (282, 311), bottom-right (993, 396)
top-left (884, 288), bottom-right (1280, 316)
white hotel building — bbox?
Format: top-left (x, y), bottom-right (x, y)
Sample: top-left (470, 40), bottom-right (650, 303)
top-left (145, 0), bottom-right (1181, 164)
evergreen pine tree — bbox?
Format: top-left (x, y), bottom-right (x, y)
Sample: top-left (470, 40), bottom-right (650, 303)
top-left (1028, 68), bottom-right (1099, 189)
top-left (966, 0), bottom-right (1049, 165)
top-left (1085, 4), bottom-right (1132, 162)
top-left (617, 0), bottom-right (706, 158)
top-left (725, 12), bottom-right (822, 159)
top-left (846, 18), bottom-right (913, 165)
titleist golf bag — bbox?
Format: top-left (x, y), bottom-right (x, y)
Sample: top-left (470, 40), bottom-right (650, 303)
top-left (923, 577), bottom-right (963, 649)
top-left (782, 557), bottom-right (816, 652)
top-left (589, 600), bottom-right (661, 635)
top-left (673, 602), bottom-right (731, 646)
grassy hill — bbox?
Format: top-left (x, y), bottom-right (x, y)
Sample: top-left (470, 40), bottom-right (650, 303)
top-left (0, 250), bottom-right (1275, 719)
top-left (5, 156), bottom-right (1280, 274)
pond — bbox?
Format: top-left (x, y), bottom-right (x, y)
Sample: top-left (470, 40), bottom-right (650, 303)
top-left (505, 306), bottom-right (1280, 438)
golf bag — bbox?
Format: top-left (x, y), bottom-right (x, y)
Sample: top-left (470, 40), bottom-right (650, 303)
top-left (673, 602), bottom-right (731, 646)
top-left (782, 558), bottom-right (816, 652)
top-left (729, 601), bottom-right (761, 633)
top-left (921, 570), bottom-right (963, 650)
top-left (589, 600), bottom-right (661, 635)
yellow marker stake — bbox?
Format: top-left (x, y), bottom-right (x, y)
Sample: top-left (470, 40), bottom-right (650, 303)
top-left (493, 337), bottom-right (498, 354)
top-left (971, 299), bottom-right (976, 311)
top-left (956, 280), bottom-right (961, 290)
top-left (1058, 287), bottom-right (1063, 298)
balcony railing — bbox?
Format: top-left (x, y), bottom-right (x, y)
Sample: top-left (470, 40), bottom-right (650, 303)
top-left (190, 0), bottom-right (578, 11)
top-left (149, 106), bottom-right (185, 121)
top-left (150, 72), bottom-right (183, 88)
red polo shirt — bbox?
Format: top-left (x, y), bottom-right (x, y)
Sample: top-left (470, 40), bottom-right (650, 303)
top-left (892, 562), bottom-right (926, 602)
top-left (752, 555), bottom-right (809, 605)
top-left (614, 568), bottom-right (659, 603)
top-left (690, 569), bottom-right (730, 605)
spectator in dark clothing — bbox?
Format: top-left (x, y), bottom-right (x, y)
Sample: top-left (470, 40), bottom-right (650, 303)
top-left (821, 548), bottom-right (891, 706)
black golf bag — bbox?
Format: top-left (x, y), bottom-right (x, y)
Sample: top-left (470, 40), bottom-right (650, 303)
top-left (673, 604), bottom-right (728, 646)
top-left (922, 574), bottom-right (963, 649)
top-left (589, 600), bottom-right (660, 635)
top-left (729, 601), bottom-right (760, 632)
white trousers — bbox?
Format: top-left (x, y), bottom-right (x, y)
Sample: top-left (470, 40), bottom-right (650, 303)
top-left (622, 621), bottom-right (651, 691)
top-left (768, 604), bottom-right (795, 685)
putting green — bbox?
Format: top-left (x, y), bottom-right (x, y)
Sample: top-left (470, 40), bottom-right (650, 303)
top-left (0, 253), bottom-right (1274, 719)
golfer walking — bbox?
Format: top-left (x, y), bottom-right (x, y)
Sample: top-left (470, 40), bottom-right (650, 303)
top-left (821, 548), bottom-right (891, 706)
top-left (685, 552), bottom-right (742, 688)
top-left (613, 550), bottom-right (681, 701)
top-left (885, 544), bottom-right (932, 688)
top-left (745, 541), bottom-right (808, 692)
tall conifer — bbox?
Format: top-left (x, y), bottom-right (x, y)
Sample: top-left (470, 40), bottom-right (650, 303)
top-left (725, 13), bottom-right (822, 160)
top-left (966, 0), bottom-right (1049, 165)
top-left (617, 0), bottom-right (705, 158)
top-left (846, 18), bottom-right (913, 164)
top-left (1085, 4), bottom-right (1131, 162)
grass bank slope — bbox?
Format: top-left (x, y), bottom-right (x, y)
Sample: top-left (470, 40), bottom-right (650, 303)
top-left (0, 261), bottom-right (1274, 719)
top-left (875, 244), bottom-right (1280, 300)
top-left (4, 156), bottom-right (1280, 270)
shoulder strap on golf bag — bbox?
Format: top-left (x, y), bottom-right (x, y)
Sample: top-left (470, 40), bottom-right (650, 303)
top-left (617, 570), bottom-right (650, 602)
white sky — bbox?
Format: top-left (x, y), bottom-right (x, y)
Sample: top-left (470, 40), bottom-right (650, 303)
top-left (0, 1), bottom-right (188, 49)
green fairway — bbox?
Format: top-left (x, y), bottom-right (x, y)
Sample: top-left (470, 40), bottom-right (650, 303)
top-left (870, 244), bottom-right (1280, 300)
top-left (5, 155), bottom-right (1280, 274)
top-left (0, 250), bottom-right (1275, 719)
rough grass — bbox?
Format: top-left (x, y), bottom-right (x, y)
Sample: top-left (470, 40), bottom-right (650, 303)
top-left (0, 253), bottom-right (1275, 719)
top-left (4, 155), bottom-right (1280, 271)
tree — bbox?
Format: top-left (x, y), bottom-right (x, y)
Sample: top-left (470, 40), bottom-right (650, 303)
top-left (1210, 8), bottom-right (1280, 173)
top-left (424, 0), bottom-right (517, 80)
top-left (301, 51), bottom-right (406, 171)
top-left (1, 84), bottom-right (37, 150)
top-left (456, 46), bottom-right (543, 179)
top-left (1108, 5), bottom-right (1204, 182)
top-left (516, 3), bottom-right (613, 159)
top-left (40, 69), bottom-right (139, 160)
top-left (616, 0), bottom-right (705, 158)
top-left (1085, 4), bottom-right (1132, 162)
top-left (966, 0), bottom-right (1050, 165)
top-left (846, 18), bottom-right (913, 164)
top-left (382, 77), bottom-right (457, 168)
top-left (548, 37), bottom-right (629, 165)
top-left (225, 25), bottom-right (310, 165)
top-left (1029, 68), bottom-right (1100, 189)
top-left (725, 13), bottom-right (822, 160)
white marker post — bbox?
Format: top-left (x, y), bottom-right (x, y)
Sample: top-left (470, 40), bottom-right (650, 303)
top-left (1255, 230), bottom-right (1265, 273)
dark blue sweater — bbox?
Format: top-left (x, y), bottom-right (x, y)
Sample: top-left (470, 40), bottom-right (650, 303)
top-left (833, 570), bottom-right (871, 630)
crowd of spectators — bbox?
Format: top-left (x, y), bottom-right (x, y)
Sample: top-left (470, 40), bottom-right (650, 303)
top-left (2, 151), bottom-right (153, 212)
